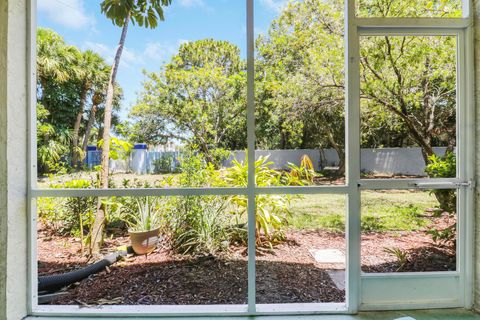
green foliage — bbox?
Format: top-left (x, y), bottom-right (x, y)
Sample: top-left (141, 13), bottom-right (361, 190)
top-left (152, 154), bottom-right (175, 174)
top-left (36, 28), bottom-right (121, 175)
top-left (358, 0), bottom-right (461, 18)
top-left (37, 102), bottom-right (73, 174)
top-left (131, 39), bottom-right (247, 159)
top-left (224, 156), bottom-right (293, 245)
top-left (285, 154), bottom-right (317, 185)
top-left (255, 0), bottom-right (345, 159)
top-left (425, 151), bottom-right (456, 178)
top-left (100, 0), bottom-right (172, 28)
top-left (166, 151), bottom-right (232, 255)
top-left (426, 225), bottom-right (456, 246)
top-left (122, 197), bottom-right (165, 232)
top-left (360, 34), bottom-right (457, 152)
top-left (361, 215), bottom-right (385, 233)
top-left (424, 151), bottom-right (456, 245)
top-left (39, 179), bottom-right (96, 238)
top-left (383, 247), bottom-right (409, 271)
top-left (168, 195), bottom-right (232, 255)
top-left (98, 137), bottom-right (133, 160)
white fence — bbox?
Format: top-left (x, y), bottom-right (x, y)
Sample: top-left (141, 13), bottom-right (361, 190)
top-left (87, 147), bottom-right (450, 176)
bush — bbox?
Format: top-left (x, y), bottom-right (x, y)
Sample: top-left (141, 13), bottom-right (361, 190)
top-left (39, 179), bottom-right (96, 237)
top-left (224, 156), bottom-right (293, 246)
top-left (166, 151), bottom-right (232, 255)
top-left (425, 151), bottom-right (456, 213)
top-left (285, 154), bottom-right (317, 185)
top-left (153, 153), bottom-right (176, 174)
top-left (168, 195), bottom-right (232, 255)
top-left (424, 151), bottom-right (456, 246)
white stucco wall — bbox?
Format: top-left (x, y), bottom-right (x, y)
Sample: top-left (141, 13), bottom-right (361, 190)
top-left (0, 0), bottom-right (28, 319)
top-left (0, 0), bottom-right (8, 317)
top-left (474, 0), bottom-right (480, 312)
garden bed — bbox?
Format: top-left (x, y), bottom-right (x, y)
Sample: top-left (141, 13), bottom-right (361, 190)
top-left (38, 226), bottom-right (454, 306)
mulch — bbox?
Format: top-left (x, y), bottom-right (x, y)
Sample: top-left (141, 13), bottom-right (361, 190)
top-left (37, 225), bottom-right (455, 306)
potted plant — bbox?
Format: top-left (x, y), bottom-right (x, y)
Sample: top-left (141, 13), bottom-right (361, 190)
top-left (126, 197), bottom-right (163, 255)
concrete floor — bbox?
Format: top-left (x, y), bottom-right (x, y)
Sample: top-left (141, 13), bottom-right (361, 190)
top-left (25, 309), bottom-right (480, 320)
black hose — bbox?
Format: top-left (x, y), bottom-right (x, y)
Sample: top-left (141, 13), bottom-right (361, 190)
top-left (38, 252), bottom-right (124, 293)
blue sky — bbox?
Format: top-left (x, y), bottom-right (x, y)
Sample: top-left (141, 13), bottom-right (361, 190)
top-left (37, 0), bottom-right (286, 119)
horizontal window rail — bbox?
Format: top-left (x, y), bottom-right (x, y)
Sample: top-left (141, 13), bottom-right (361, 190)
top-left (358, 178), bottom-right (473, 190)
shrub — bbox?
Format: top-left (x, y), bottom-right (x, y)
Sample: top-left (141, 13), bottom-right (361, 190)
top-left (285, 154), bottom-right (317, 185)
top-left (424, 151), bottom-right (457, 246)
top-left (383, 247), bottom-right (409, 271)
top-left (168, 195), bottom-right (232, 255)
top-left (39, 179), bottom-right (97, 255)
top-left (166, 151), bottom-right (232, 255)
top-left (123, 197), bottom-right (166, 232)
top-left (425, 151), bottom-right (456, 213)
top-left (153, 153), bottom-right (175, 174)
top-left (224, 156), bottom-right (293, 246)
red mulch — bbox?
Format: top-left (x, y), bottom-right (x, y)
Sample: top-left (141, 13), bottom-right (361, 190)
top-left (37, 225), bottom-right (454, 306)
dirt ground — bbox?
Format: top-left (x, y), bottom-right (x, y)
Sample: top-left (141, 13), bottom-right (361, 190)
top-left (37, 226), bottom-right (455, 306)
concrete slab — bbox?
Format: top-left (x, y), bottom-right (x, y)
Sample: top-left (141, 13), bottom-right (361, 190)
top-left (309, 249), bottom-right (345, 264)
top-left (326, 269), bottom-right (346, 291)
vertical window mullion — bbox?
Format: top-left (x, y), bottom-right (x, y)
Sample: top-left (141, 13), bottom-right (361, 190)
top-left (463, 24), bottom-right (475, 309)
top-left (28, 0), bottom-right (38, 314)
top-left (345, 0), bottom-right (361, 313)
top-left (246, 0), bottom-right (256, 313)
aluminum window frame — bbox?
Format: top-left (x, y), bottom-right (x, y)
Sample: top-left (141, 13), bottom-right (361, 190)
top-left (27, 0), bottom-right (475, 317)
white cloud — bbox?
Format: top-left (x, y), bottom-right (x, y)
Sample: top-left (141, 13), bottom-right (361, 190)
top-left (83, 40), bottom-right (184, 69)
top-left (144, 42), bottom-right (175, 62)
top-left (37, 0), bottom-right (95, 30)
top-left (260, 0), bottom-right (288, 12)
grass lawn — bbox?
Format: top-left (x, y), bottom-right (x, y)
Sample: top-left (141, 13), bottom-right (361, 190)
top-left (289, 190), bottom-right (439, 232)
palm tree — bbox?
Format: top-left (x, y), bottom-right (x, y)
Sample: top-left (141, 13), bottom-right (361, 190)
top-left (72, 51), bottom-right (109, 167)
top-left (37, 28), bottom-right (78, 108)
top-left (82, 91), bottom-right (104, 156)
top-left (90, 0), bottom-right (173, 255)
top-left (82, 85), bottom-right (122, 157)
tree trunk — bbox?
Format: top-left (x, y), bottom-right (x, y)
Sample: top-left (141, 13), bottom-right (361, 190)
top-left (82, 104), bottom-right (98, 156)
top-left (90, 13), bottom-right (130, 257)
top-left (324, 126), bottom-right (345, 175)
top-left (72, 85), bottom-right (88, 167)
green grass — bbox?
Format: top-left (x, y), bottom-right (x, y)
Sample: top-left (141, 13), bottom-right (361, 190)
top-left (288, 190), bottom-right (439, 232)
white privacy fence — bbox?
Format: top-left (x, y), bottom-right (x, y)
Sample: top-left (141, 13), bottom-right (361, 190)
top-left (87, 147), bottom-right (450, 176)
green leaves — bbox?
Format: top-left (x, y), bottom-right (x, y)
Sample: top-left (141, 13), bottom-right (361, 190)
top-left (100, 0), bottom-right (172, 29)
top-left (97, 137), bottom-right (133, 160)
top-left (425, 152), bottom-right (456, 179)
top-left (133, 39), bottom-right (247, 156)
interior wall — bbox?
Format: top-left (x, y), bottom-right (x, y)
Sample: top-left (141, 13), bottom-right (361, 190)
top-left (0, 0), bottom-right (28, 319)
top-left (475, 0), bottom-right (480, 311)
top-left (0, 0), bottom-right (8, 317)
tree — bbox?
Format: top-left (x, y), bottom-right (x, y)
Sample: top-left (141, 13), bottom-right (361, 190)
top-left (81, 84), bottom-right (123, 158)
top-left (255, 0), bottom-right (458, 175)
top-left (91, 0), bottom-right (173, 255)
top-left (36, 103), bottom-right (73, 174)
top-left (132, 39), bottom-right (247, 161)
top-left (72, 51), bottom-right (110, 167)
top-left (37, 28), bottom-right (80, 174)
top-left (36, 28), bottom-right (121, 175)
top-left (360, 35), bottom-right (457, 163)
top-left (37, 28), bottom-right (80, 127)
top-left (255, 0), bottom-right (346, 172)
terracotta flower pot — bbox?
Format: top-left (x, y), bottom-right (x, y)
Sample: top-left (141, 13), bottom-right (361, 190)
top-left (128, 227), bottom-right (160, 255)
